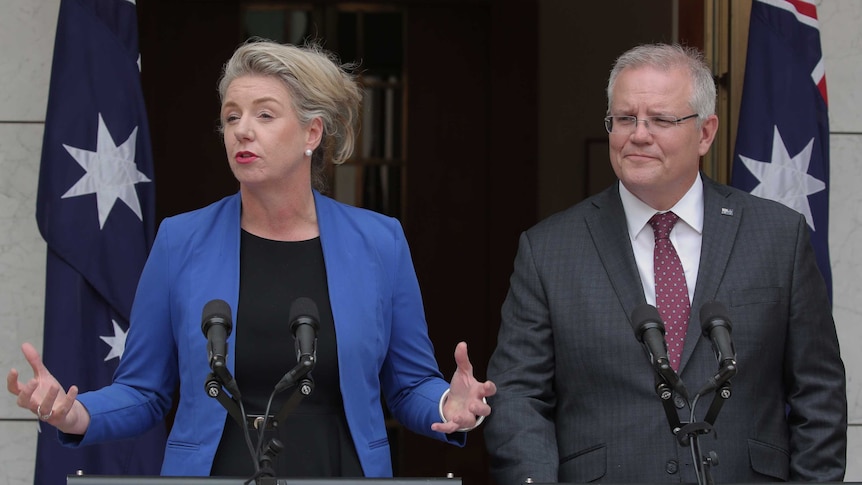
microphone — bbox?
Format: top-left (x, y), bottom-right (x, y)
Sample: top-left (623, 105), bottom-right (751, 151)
top-left (696, 301), bottom-right (738, 396)
top-left (201, 299), bottom-right (240, 398)
top-left (274, 297), bottom-right (319, 393)
top-left (201, 302), bottom-right (264, 477)
top-left (289, 297), bottom-right (319, 364)
top-left (630, 304), bottom-right (687, 400)
top-left (699, 301), bottom-right (736, 366)
top-left (630, 304), bottom-right (670, 371)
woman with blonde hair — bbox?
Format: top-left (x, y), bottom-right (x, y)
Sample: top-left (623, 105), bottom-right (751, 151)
top-left (8, 38), bottom-right (495, 479)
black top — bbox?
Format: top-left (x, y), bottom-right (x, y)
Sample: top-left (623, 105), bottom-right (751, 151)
top-left (210, 231), bottom-right (363, 478)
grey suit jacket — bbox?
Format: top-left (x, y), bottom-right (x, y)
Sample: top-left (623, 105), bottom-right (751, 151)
top-left (485, 176), bottom-right (846, 484)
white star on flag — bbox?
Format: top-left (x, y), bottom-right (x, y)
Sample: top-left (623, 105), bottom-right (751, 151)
top-left (61, 113), bottom-right (152, 229)
top-left (99, 319), bottom-right (128, 362)
top-left (738, 125), bottom-right (826, 230)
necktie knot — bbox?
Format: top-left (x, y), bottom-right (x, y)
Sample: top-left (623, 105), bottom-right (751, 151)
top-left (649, 211), bottom-right (679, 240)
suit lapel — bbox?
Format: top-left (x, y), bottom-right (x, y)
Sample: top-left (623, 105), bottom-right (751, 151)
top-left (585, 184), bottom-right (648, 324)
top-left (679, 177), bottom-right (742, 371)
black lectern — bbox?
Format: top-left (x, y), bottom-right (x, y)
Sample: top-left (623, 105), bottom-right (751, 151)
top-left (68, 477), bottom-right (461, 485)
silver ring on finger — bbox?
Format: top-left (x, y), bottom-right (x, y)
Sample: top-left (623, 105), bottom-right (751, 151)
top-left (36, 404), bottom-right (53, 421)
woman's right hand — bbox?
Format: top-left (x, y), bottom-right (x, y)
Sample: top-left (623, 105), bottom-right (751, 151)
top-left (6, 342), bottom-right (90, 435)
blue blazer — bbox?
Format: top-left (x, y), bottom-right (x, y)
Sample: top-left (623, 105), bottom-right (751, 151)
top-left (66, 191), bottom-right (464, 476)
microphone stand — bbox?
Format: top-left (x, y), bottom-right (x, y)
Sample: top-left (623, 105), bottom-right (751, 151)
top-left (205, 371), bottom-right (266, 484)
top-left (658, 360), bottom-right (735, 485)
top-left (635, 302), bottom-right (737, 485)
top-left (654, 377), bottom-right (684, 436)
top-left (243, 356), bottom-right (316, 485)
top-left (206, 363), bottom-right (315, 485)
top-left (205, 372), bottom-right (246, 430)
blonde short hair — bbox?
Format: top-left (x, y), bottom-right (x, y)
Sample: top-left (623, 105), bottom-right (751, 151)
top-left (218, 38), bottom-right (362, 191)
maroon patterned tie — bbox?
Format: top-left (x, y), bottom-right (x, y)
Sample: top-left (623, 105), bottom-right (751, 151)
top-left (649, 211), bottom-right (690, 371)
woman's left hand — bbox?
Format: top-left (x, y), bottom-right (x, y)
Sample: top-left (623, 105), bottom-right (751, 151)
top-left (432, 341), bottom-right (497, 433)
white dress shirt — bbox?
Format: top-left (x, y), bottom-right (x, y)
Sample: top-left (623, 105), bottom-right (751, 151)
top-left (619, 174), bottom-right (704, 307)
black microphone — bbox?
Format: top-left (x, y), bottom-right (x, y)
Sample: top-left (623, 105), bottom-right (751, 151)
top-left (274, 297), bottom-right (319, 393)
top-left (630, 304), bottom-right (687, 400)
top-left (289, 297), bottom-right (319, 364)
top-left (699, 301), bottom-right (736, 366)
top-left (695, 301), bottom-right (738, 397)
top-left (201, 299), bottom-right (240, 398)
top-left (630, 304), bottom-right (670, 370)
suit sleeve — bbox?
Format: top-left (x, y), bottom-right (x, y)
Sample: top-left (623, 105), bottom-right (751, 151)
top-left (486, 231), bottom-right (559, 484)
top-left (785, 214), bottom-right (847, 480)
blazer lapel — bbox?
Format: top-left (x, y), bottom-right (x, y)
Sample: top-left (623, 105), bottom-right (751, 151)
top-left (313, 191), bottom-right (360, 345)
top-left (585, 184), bottom-right (648, 324)
top-left (679, 177), bottom-right (741, 371)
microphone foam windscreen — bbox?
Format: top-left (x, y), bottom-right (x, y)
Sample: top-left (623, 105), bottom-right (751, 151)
top-left (289, 297), bottom-right (320, 323)
top-left (699, 301), bottom-right (730, 327)
top-left (202, 299), bottom-right (232, 329)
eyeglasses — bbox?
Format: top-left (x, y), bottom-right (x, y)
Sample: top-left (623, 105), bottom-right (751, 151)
top-left (604, 114), bottom-right (699, 135)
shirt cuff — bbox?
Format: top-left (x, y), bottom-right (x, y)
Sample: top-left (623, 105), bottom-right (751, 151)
top-left (438, 388), bottom-right (487, 432)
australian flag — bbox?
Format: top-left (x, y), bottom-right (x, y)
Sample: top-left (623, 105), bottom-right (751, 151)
top-left (34, 0), bottom-right (165, 482)
top-left (732, 0), bottom-right (832, 301)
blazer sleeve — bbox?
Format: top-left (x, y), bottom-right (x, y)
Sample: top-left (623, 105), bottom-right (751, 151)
top-left (785, 214), bottom-right (847, 480)
top-left (64, 218), bottom-right (179, 445)
top-left (485, 230), bottom-right (560, 484)
top-left (378, 219), bottom-right (464, 446)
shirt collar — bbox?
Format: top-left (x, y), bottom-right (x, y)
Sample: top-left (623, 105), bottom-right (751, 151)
top-left (619, 173), bottom-right (704, 241)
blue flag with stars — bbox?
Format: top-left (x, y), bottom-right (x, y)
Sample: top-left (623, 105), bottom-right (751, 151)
top-left (34, 0), bottom-right (165, 482)
top-left (732, 0), bottom-right (832, 301)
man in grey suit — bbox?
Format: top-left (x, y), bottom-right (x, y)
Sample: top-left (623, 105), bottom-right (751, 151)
top-left (484, 43), bottom-right (846, 484)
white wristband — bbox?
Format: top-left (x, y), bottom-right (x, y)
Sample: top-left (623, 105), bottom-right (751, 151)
top-left (438, 388), bottom-right (487, 432)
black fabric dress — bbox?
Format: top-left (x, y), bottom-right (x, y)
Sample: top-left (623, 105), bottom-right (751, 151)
top-left (210, 231), bottom-right (364, 478)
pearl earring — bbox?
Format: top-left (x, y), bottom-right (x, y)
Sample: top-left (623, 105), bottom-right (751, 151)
top-left (304, 149), bottom-right (313, 157)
